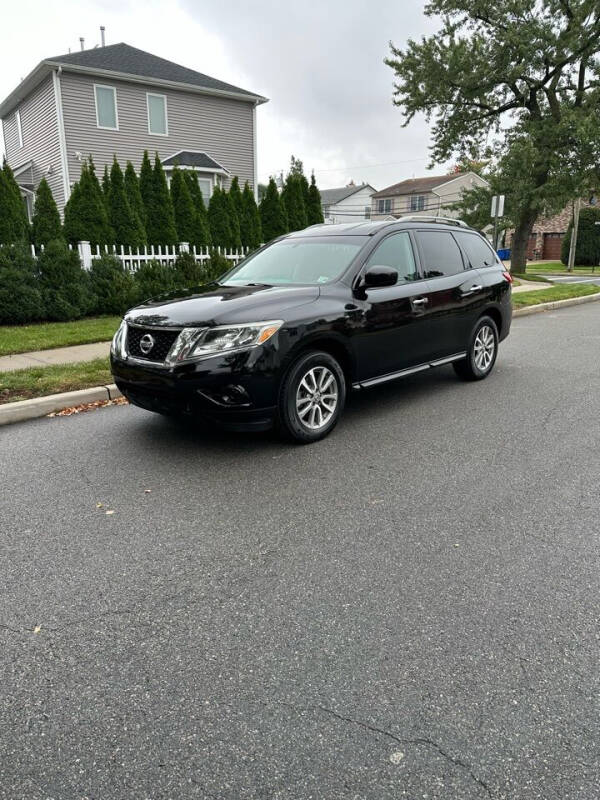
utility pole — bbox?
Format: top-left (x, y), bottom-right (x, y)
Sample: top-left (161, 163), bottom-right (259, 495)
top-left (491, 195), bottom-right (504, 250)
top-left (567, 197), bottom-right (581, 273)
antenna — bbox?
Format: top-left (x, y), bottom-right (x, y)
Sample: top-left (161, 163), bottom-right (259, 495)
top-left (100, 26), bottom-right (106, 46)
top-left (79, 37), bottom-right (85, 51)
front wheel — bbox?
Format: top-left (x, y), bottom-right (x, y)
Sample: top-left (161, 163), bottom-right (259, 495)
top-left (278, 351), bottom-right (346, 443)
top-left (453, 316), bottom-right (499, 381)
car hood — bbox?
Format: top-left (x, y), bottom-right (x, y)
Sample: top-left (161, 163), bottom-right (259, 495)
top-left (125, 283), bottom-right (320, 328)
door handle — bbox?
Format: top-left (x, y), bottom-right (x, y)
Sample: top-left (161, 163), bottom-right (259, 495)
top-left (465, 284), bottom-right (483, 293)
top-left (412, 297), bottom-right (429, 306)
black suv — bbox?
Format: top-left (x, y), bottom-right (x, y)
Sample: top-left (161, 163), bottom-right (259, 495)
top-left (111, 218), bottom-right (512, 442)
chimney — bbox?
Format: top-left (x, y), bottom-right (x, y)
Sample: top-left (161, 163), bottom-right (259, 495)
top-left (79, 37), bottom-right (85, 51)
top-left (100, 26), bottom-right (105, 46)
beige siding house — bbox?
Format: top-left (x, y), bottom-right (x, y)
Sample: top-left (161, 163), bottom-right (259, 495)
top-left (371, 172), bottom-right (488, 221)
top-left (0, 42), bottom-right (268, 215)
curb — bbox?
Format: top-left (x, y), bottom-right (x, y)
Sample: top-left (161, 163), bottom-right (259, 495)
top-left (0, 384), bottom-right (122, 427)
top-left (513, 291), bottom-right (600, 317)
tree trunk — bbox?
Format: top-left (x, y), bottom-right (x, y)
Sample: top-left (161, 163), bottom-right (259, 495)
top-left (510, 207), bottom-right (539, 273)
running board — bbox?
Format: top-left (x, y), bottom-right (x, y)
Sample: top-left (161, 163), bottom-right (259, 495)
top-left (353, 352), bottom-right (466, 389)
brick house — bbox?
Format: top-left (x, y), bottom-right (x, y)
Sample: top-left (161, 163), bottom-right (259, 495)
top-left (506, 201), bottom-right (589, 260)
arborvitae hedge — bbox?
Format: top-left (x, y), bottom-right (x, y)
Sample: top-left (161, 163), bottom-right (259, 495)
top-left (124, 161), bottom-right (147, 242)
top-left (183, 171), bottom-right (212, 247)
top-left (0, 244), bottom-right (44, 324)
top-left (31, 177), bottom-right (63, 246)
top-left (133, 259), bottom-right (177, 303)
top-left (170, 166), bottom-right (196, 244)
top-left (139, 150), bottom-right (153, 231)
top-left (306, 173), bottom-right (324, 225)
top-left (225, 189), bottom-right (242, 249)
top-left (148, 153), bottom-right (178, 246)
top-left (63, 162), bottom-right (112, 247)
top-left (281, 173), bottom-right (307, 231)
top-left (37, 240), bottom-right (92, 321)
top-left (102, 165), bottom-right (111, 212)
top-left (108, 158), bottom-right (145, 248)
top-left (260, 177), bottom-right (288, 242)
top-left (0, 160), bottom-right (29, 243)
top-left (208, 186), bottom-right (233, 247)
top-left (561, 206), bottom-right (600, 266)
top-left (89, 253), bottom-right (137, 314)
top-left (241, 181), bottom-right (262, 249)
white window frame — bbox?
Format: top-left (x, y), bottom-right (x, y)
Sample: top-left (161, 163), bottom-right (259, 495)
top-left (15, 109), bottom-right (23, 148)
top-left (94, 84), bottom-right (119, 131)
top-left (410, 195), bottom-right (426, 212)
top-left (146, 93), bottom-right (168, 136)
top-left (377, 198), bottom-right (392, 214)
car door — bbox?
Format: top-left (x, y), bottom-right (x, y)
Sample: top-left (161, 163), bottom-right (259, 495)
top-left (352, 231), bottom-right (435, 380)
top-left (413, 229), bottom-right (486, 359)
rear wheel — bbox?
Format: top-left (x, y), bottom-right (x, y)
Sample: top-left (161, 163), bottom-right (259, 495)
top-left (278, 351), bottom-right (346, 443)
top-left (453, 316), bottom-right (499, 381)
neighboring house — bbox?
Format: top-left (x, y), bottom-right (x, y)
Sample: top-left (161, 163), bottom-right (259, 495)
top-left (505, 202), bottom-right (591, 261)
top-left (320, 182), bottom-right (376, 224)
top-left (371, 172), bottom-right (488, 220)
top-left (0, 40), bottom-right (268, 217)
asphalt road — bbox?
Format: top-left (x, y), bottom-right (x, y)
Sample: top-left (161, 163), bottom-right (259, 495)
top-left (548, 274), bottom-right (600, 286)
top-left (1, 304), bottom-right (600, 800)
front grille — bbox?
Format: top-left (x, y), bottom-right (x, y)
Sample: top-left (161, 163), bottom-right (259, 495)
top-left (126, 326), bottom-right (180, 362)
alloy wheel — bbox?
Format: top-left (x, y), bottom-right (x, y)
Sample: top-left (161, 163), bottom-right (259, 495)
top-left (473, 324), bottom-right (495, 372)
top-left (295, 366), bottom-right (339, 430)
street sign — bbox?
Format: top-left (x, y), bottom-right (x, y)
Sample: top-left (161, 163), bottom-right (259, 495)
top-left (491, 195), bottom-right (505, 218)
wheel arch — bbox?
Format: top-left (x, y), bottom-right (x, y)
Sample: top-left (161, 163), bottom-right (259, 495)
top-left (283, 333), bottom-right (356, 387)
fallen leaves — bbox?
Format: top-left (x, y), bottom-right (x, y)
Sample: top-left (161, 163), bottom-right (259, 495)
top-left (33, 625), bottom-right (42, 634)
top-left (47, 396), bottom-right (128, 418)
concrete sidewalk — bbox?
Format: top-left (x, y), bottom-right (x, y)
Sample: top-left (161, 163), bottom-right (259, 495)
top-left (0, 341), bottom-right (110, 373)
top-left (512, 278), bottom-right (549, 293)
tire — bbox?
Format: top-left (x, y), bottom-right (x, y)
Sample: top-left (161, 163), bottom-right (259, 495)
top-left (278, 350), bottom-right (346, 443)
top-left (453, 315), bottom-right (499, 381)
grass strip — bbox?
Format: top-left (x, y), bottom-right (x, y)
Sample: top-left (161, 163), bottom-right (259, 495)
top-left (0, 317), bottom-right (121, 357)
top-left (512, 283), bottom-right (600, 309)
top-left (0, 358), bottom-right (112, 404)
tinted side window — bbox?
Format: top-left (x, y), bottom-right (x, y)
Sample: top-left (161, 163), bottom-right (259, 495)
top-left (366, 232), bottom-right (419, 282)
top-left (455, 232), bottom-right (497, 269)
top-left (416, 231), bottom-right (464, 278)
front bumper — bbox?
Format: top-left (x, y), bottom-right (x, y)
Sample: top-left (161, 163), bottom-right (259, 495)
top-left (110, 346), bottom-right (280, 431)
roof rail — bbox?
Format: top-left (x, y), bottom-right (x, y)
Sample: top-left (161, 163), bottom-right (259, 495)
top-left (398, 215), bottom-right (470, 228)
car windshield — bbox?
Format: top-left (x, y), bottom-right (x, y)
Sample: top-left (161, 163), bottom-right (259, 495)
top-left (222, 236), bottom-right (367, 286)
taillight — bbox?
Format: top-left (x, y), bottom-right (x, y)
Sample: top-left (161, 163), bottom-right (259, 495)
top-left (502, 271), bottom-right (513, 284)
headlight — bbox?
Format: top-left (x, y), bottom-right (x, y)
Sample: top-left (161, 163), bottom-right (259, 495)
top-left (111, 319), bottom-right (127, 359)
top-left (168, 320), bottom-right (283, 364)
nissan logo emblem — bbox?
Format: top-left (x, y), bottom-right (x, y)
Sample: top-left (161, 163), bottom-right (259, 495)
top-left (139, 333), bottom-right (155, 355)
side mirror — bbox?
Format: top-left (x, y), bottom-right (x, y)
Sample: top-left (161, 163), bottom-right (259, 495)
top-left (363, 265), bottom-right (398, 288)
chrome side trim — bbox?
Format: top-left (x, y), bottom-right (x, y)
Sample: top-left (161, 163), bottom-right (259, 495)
top-left (353, 352), bottom-right (467, 389)
top-left (430, 352), bottom-right (467, 367)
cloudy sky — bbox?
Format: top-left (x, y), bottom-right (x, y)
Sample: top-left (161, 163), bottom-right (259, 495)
top-left (0, 0), bottom-right (446, 191)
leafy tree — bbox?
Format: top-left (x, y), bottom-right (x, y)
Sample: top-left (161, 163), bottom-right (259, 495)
top-left (31, 177), bottom-right (63, 246)
top-left (183, 171), bottom-right (211, 247)
top-left (124, 161), bottom-right (147, 243)
top-left (139, 150), bottom-right (153, 230)
top-left (170, 165), bottom-right (196, 244)
top-left (208, 186), bottom-right (233, 247)
top-left (386, 1), bottom-right (600, 272)
top-left (148, 153), bottom-right (178, 246)
top-left (37, 240), bottom-right (92, 320)
top-left (63, 161), bottom-right (112, 247)
top-left (240, 181), bottom-right (262, 248)
top-left (561, 206), bottom-right (600, 265)
top-left (0, 159), bottom-right (29, 243)
top-left (259, 177), bottom-right (288, 242)
top-left (89, 253), bottom-right (137, 314)
top-left (108, 158), bottom-right (145, 248)
top-left (306, 173), bottom-right (324, 225)
top-left (0, 244), bottom-right (43, 324)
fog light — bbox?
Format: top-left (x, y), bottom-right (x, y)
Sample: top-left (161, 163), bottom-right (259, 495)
top-left (198, 384), bottom-right (251, 407)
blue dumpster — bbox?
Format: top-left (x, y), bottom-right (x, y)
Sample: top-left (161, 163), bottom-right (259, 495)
top-left (497, 248), bottom-right (510, 261)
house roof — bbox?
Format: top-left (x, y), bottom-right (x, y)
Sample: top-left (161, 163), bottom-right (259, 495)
top-left (161, 150), bottom-right (229, 173)
top-left (372, 175), bottom-right (459, 198)
top-left (320, 184), bottom-right (376, 206)
top-left (0, 42), bottom-right (267, 118)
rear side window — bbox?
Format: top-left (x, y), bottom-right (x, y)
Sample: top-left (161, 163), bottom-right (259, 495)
top-left (365, 232), bottom-right (419, 282)
top-left (455, 232), bottom-right (497, 269)
top-left (416, 231), bottom-right (464, 278)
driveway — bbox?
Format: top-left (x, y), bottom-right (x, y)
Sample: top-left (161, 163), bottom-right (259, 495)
top-left (1, 303), bottom-right (599, 799)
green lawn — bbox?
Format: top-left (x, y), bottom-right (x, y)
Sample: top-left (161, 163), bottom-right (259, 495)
top-left (0, 358), bottom-right (112, 404)
top-left (512, 282), bottom-right (600, 309)
top-left (0, 316), bottom-right (121, 357)
top-left (525, 261), bottom-right (598, 275)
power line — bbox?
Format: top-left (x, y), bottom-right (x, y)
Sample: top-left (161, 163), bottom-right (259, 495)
top-left (258, 156), bottom-right (431, 180)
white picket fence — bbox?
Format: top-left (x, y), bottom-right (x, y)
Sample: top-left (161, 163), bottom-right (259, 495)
top-left (25, 241), bottom-right (251, 271)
